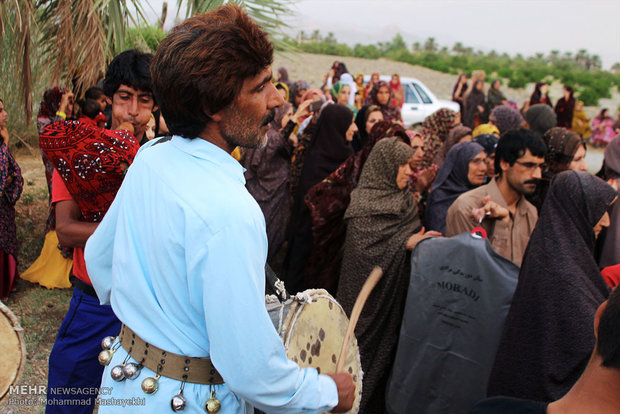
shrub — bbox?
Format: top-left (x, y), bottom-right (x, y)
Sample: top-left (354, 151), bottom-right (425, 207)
top-left (578, 87), bottom-right (599, 106)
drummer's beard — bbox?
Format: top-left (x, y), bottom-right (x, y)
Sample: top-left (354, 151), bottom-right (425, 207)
top-left (220, 104), bottom-right (274, 150)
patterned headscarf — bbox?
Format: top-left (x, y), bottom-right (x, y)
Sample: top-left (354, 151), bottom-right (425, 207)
top-left (543, 127), bottom-right (584, 174)
top-left (366, 81), bottom-right (402, 122)
top-left (345, 137), bottom-right (416, 219)
top-left (419, 108), bottom-right (458, 169)
top-left (434, 125), bottom-right (473, 166)
top-left (491, 105), bottom-right (524, 136)
top-left (290, 80), bottom-right (310, 105)
top-left (39, 121), bottom-right (140, 222)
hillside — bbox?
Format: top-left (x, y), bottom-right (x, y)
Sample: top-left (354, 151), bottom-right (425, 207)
top-left (274, 52), bottom-right (620, 119)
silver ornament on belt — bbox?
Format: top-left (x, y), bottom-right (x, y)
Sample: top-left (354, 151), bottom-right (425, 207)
top-left (110, 365), bottom-right (126, 382)
top-left (100, 336), bottom-right (115, 350)
top-left (170, 392), bottom-right (187, 411)
top-left (98, 349), bottom-right (114, 366)
top-left (122, 362), bottom-right (142, 380)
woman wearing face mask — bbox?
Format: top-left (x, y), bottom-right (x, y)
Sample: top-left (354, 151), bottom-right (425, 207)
top-left (424, 141), bottom-right (487, 234)
top-left (338, 137), bottom-right (441, 414)
top-left (284, 104), bottom-right (357, 294)
top-left (488, 170), bottom-right (617, 403)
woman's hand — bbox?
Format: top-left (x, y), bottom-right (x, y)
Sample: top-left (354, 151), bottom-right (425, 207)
top-left (0, 126), bottom-right (9, 145)
top-left (292, 100), bottom-right (312, 123)
top-left (415, 165), bottom-right (437, 193)
top-left (58, 91), bottom-right (74, 115)
top-left (406, 227), bottom-right (442, 250)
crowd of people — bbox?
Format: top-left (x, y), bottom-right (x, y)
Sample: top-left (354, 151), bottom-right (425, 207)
top-left (452, 73), bottom-right (620, 147)
top-left (0, 5), bottom-right (619, 413)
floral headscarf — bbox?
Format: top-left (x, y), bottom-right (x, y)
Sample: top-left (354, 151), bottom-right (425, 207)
top-left (365, 81), bottom-right (402, 122)
top-left (419, 108), bottom-right (458, 169)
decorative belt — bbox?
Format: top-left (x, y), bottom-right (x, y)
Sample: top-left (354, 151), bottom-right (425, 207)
top-left (118, 324), bottom-right (224, 385)
top-left (98, 325), bottom-right (224, 412)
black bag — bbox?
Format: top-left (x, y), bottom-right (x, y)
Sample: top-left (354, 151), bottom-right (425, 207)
top-left (386, 232), bottom-right (519, 414)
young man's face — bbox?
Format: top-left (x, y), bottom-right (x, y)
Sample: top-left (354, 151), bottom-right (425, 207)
top-left (219, 66), bottom-right (284, 149)
top-left (501, 149), bottom-right (545, 196)
top-left (110, 84), bottom-right (156, 139)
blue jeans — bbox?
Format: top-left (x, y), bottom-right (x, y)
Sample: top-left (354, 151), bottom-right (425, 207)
top-left (46, 287), bottom-right (121, 414)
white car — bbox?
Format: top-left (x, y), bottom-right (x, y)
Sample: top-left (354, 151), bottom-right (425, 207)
top-left (365, 75), bottom-right (460, 127)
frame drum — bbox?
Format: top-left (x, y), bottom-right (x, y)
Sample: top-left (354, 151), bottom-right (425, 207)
top-left (267, 289), bottom-right (362, 414)
top-left (0, 301), bottom-right (26, 402)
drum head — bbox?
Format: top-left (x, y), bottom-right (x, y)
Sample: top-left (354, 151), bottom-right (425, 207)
top-left (283, 289), bottom-right (362, 414)
top-left (0, 301), bottom-right (26, 402)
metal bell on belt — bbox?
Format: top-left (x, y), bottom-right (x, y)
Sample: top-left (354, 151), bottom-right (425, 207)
top-left (98, 349), bottom-right (114, 366)
top-left (100, 336), bottom-right (115, 350)
top-left (205, 390), bottom-right (221, 413)
top-left (141, 374), bottom-right (160, 394)
top-left (170, 391), bottom-right (187, 411)
top-left (110, 365), bottom-right (126, 382)
top-left (122, 362), bottom-right (142, 380)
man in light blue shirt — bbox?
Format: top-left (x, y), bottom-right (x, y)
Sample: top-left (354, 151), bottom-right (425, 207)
top-left (84, 4), bottom-right (354, 413)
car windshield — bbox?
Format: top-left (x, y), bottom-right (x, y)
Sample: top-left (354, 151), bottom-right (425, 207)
top-left (413, 83), bottom-right (432, 104)
top-left (405, 84), bottom-right (420, 104)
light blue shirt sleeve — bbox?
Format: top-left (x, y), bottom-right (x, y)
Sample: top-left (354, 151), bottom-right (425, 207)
top-left (186, 213), bottom-right (338, 413)
top-left (85, 136), bottom-right (339, 413)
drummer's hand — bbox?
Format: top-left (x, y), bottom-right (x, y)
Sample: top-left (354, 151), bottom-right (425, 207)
top-left (326, 373), bottom-right (355, 413)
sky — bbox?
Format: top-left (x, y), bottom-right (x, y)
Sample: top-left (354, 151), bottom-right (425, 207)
top-left (143, 0), bottom-right (620, 69)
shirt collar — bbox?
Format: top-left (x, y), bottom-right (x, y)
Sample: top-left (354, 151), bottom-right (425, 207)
top-left (170, 135), bottom-right (246, 183)
top-left (489, 177), bottom-right (529, 216)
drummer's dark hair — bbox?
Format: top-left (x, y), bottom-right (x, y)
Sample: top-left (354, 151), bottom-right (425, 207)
top-left (150, 4), bottom-right (273, 139)
top-left (597, 287), bottom-right (620, 369)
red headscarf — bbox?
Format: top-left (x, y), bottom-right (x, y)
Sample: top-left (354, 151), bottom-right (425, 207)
top-left (39, 121), bottom-right (140, 222)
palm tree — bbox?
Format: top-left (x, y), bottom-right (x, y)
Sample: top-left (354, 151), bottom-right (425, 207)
top-left (452, 42), bottom-right (464, 55)
top-left (1, 0), bottom-right (35, 120)
top-left (5, 0), bottom-right (292, 121)
top-left (423, 37), bottom-right (437, 52)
